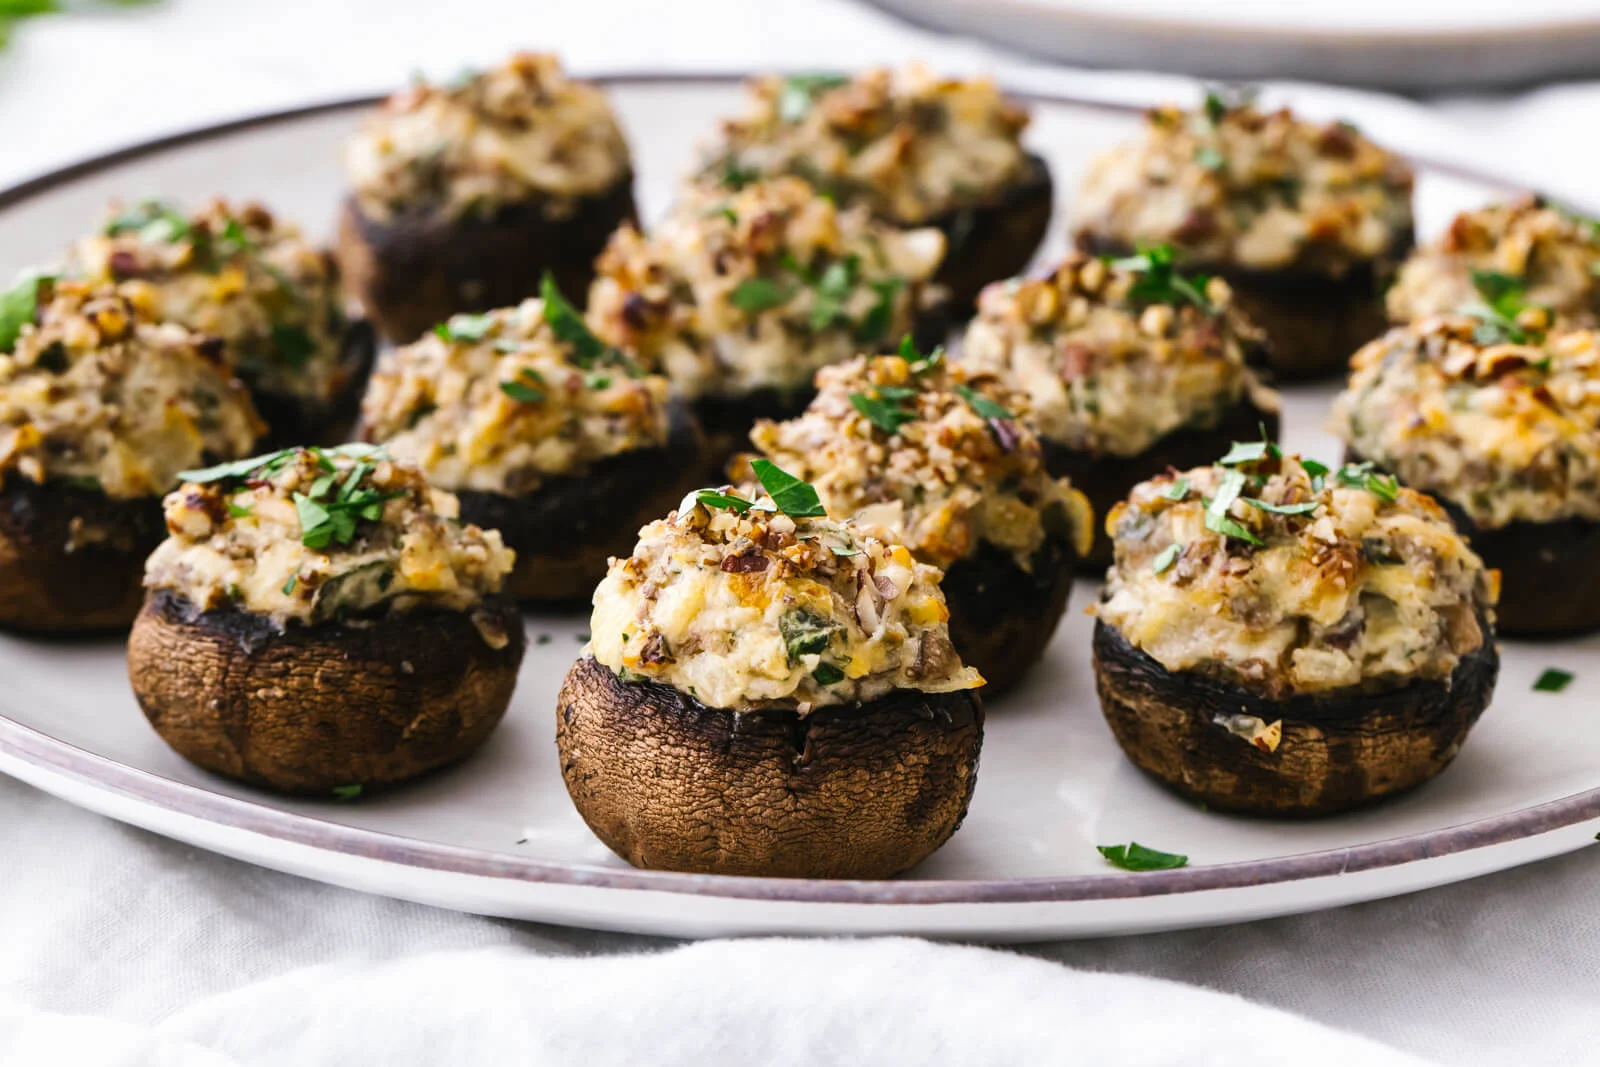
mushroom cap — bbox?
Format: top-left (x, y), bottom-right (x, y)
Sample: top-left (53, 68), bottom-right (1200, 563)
top-left (0, 476), bottom-right (165, 633)
top-left (940, 538), bottom-right (1074, 698)
top-left (556, 655), bottom-right (984, 878)
top-left (1091, 616), bottom-right (1499, 816)
top-left (335, 179), bottom-right (637, 344)
top-left (129, 589), bottom-right (526, 794)
top-left (924, 153), bottom-right (1053, 315)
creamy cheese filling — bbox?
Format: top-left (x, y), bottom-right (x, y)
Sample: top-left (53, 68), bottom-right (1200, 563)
top-left (1332, 315), bottom-right (1600, 527)
top-left (143, 444), bottom-right (514, 627)
top-left (0, 281), bottom-right (262, 499)
top-left (589, 491), bottom-right (982, 712)
top-left (744, 352), bottom-right (1093, 570)
top-left (587, 177), bottom-right (945, 398)
top-left (960, 251), bottom-right (1276, 456)
top-left (1096, 454), bottom-right (1497, 698)
top-left (71, 198), bottom-right (355, 404)
top-left (697, 65), bottom-right (1030, 224)
top-left (1387, 197), bottom-right (1600, 327)
top-left (1072, 98), bottom-right (1414, 275)
top-left (345, 53), bottom-right (631, 221)
top-left (359, 295), bottom-right (671, 495)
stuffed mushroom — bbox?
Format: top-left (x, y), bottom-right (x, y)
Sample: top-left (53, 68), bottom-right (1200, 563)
top-left (1072, 93), bottom-right (1415, 379)
top-left (0, 278), bottom-right (263, 632)
top-left (738, 348), bottom-right (1093, 694)
top-left (1093, 451), bottom-right (1500, 816)
top-left (1387, 195), bottom-right (1600, 327)
top-left (556, 466), bottom-right (985, 878)
top-left (358, 285), bottom-right (704, 604)
top-left (961, 249), bottom-right (1278, 567)
top-left (337, 53), bottom-right (636, 342)
top-left (72, 197), bottom-right (374, 445)
top-left (694, 65), bottom-right (1049, 313)
top-left (587, 176), bottom-right (947, 461)
top-left (1332, 312), bottom-right (1600, 635)
top-left (128, 444), bottom-right (523, 794)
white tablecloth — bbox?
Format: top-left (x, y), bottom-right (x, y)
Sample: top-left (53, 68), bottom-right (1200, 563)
top-left (3, 2), bottom-right (1600, 1063)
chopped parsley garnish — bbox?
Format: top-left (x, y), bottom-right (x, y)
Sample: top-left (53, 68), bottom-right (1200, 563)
top-left (717, 156), bottom-right (761, 190)
top-left (751, 458), bottom-right (827, 518)
top-left (1161, 478), bottom-right (1189, 501)
top-left (1217, 439), bottom-right (1273, 465)
top-left (1109, 244), bottom-right (1212, 313)
top-left (776, 73), bottom-right (849, 123)
top-left (282, 574), bottom-right (298, 596)
top-left (434, 312), bottom-right (495, 343)
top-left (691, 488), bottom-right (754, 514)
top-left (1097, 841), bottom-right (1188, 871)
top-left (1460, 269), bottom-right (1544, 345)
top-left (811, 662), bottom-right (846, 686)
top-left (584, 373), bottom-right (611, 390)
top-left (1244, 498), bottom-right (1319, 516)
top-left (1195, 146), bottom-right (1226, 173)
top-left (901, 334), bottom-right (945, 374)
top-left (539, 273), bottom-right (642, 377)
top-left (850, 384), bottom-right (918, 436)
top-left (954, 383), bottom-right (1013, 421)
top-left (1151, 543), bottom-right (1181, 574)
top-left (226, 499), bottom-right (254, 519)
top-left (730, 277), bottom-right (791, 313)
top-left (269, 324), bottom-right (315, 368)
top-left (1301, 457), bottom-right (1331, 491)
top-left (1533, 668), bottom-right (1574, 693)
top-left (1203, 468), bottom-right (1263, 545)
top-left (103, 198), bottom-right (190, 244)
top-left (331, 784), bottom-right (363, 802)
top-left (1334, 460), bottom-right (1398, 501)
top-left (178, 443), bottom-right (383, 485)
top-left (809, 255), bottom-right (859, 331)
top-left (0, 269), bottom-right (53, 352)
top-left (781, 608), bottom-right (838, 663)
top-left (499, 368), bottom-right (546, 404)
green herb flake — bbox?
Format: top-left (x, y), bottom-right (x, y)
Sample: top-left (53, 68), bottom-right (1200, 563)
top-left (0, 269), bottom-right (55, 352)
top-left (1301, 457), bottom-right (1331, 491)
top-left (1097, 842), bottom-right (1188, 871)
top-left (1195, 146), bottom-right (1226, 172)
top-left (808, 255), bottom-right (860, 332)
top-left (854, 277), bottom-right (904, 342)
top-left (1217, 439), bottom-right (1270, 465)
top-left (1110, 244), bottom-right (1213, 314)
top-left (104, 198), bottom-right (190, 244)
top-left (1161, 478), bottom-right (1189, 501)
top-left (1151, 543), bottom-right (1182, 574)
top-left (850, 389), bottom-right (918, 437)
top-left (751, 458), bottom-right (827, 518)
top-left (499, 368), bottom-right (547, 404)
top-left (691, 488), bottom-right (754, 514)
top-left (780, 608), bottom-right (838, 663)
top-left (730, 277), bottom-right (790, 313)
top-left (539, 274), bottom-right (641, 376)
top-left (227, 499), bottom-right (254, 519)
top-left (811, 662), bottom-right (846, 686)
top-left (901, 334), bottom-right (946, 374)
top-left (434, 312), bottom-right (495, 343)
top-left (1244, 497), bottom-right (1319, 516)
top-left (777, 73), bottom-right (849, 123)
top-left (282, 574), bottom-right (298, 596)
top-left (1533, 668), bottom-right (1574, 693)
top-left (331, 784), bottom-right (362, 802)
top-left (954, 383), bottom-right (1013, 421)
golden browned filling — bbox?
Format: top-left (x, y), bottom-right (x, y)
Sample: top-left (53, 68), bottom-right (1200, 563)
top-left (1097, 451), bottom-right (1497, 698)
top-left (588, 464), bottom-right (982, 713)
top-left (960, 249), bottom-right (1276, 456)
top-left (144, 445), bottom-right (514, 628)
top-left (0, 280), bottom-right (262, 499)
top-left (359, 288), bottom-right (670, 495)
top-left (71, 199), bottom-right (355, 404)
top-left (1073, 94), bottom-right (1414, 276)
top-left (743, 350), bottom-right (1092, 570)
top-left (1332, 313), bottom-right (1600, 527)
top-left (345, 52), bottom-right (631, 221)
top-left (587, 177), bottom-right (945, 399)
top-left (1387, 197), bottom-right (1600, 327)
top-left (696, 65), bottom-right (1030, 224)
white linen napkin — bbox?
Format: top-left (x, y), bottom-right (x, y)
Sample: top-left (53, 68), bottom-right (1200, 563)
top-left (0, 940), bottom-right (1434, 1066)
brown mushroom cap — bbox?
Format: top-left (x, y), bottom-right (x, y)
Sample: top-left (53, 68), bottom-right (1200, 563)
top-left (335, 180), bottom-right (638, 344)
top-left (1074, 230), bottom-right (1415, 381)
top-left (556, 654), bottom-right (984, 877)
top-left (452, 398), bottom-right (707, 604)
top-left (129, 589), bottom-right (526, 794)
top-left (1347, 448), bottom-right (1600, 637)
top-left (0, 476), bottom-right (165, 633)
top-left (1042, 398), bottom-right (1279, 571)
top-left (940, 538), bottom-right (1074, 697)
top-left (1092, 617), bottom-right (1498, 816)
top-left (252, 317), bottom-right (378, 449)
top-left (921, 153), bottom-right (1052, 316)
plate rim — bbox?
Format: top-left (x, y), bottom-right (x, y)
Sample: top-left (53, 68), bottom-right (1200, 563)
top-left (1, 73), bottom-right (1596, 909)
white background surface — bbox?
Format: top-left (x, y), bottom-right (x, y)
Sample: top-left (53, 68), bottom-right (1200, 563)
top-left (3, 0), bottom-right (1600, 1063)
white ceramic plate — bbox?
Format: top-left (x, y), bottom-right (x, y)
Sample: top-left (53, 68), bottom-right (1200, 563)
top-left (0, 77), bottom-right (1596, 941)
top-left (866, 0), bottom-right (1600, 90)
